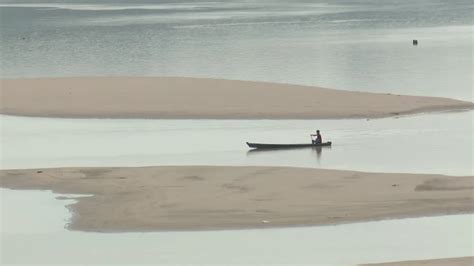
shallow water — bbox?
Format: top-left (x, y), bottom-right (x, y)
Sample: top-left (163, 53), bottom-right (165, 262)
top-left (1, 111), bottom-right (472, 175)
top-left (1, 188), bottom-right (473, 266)
top-left (1, 0), bottom-right (473, 100)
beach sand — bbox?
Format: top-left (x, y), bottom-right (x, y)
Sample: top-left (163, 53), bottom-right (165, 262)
top-left (1, 166), bottom-right (472, 232)
top-left (362, 256), bottom-right (473, 266)
top-left (1, 77), bottom-right (472, 119)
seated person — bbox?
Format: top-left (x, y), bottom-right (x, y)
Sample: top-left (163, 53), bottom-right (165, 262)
top-left (310, 130), bottom-right (322, 144)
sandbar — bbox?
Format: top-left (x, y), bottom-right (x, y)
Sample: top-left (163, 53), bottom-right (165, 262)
top-left (1, 166), bottom-right (472, 232)
top-left (1, 77), bottom-right (472, 119)
top-left (362, 256), bottom-right (473, 266)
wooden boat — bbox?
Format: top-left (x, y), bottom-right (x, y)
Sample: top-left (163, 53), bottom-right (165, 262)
top-left (246, 141), bottom-right (332, 150)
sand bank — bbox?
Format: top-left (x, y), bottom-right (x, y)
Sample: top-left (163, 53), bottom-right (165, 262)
top-left (362, 256), bottom-right (473, 266)
top-left (1, 166), bottom-right (472, 232)
top-left (1, 77), bottom-right (472, 119)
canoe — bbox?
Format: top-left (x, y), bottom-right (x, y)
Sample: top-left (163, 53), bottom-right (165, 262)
top-left (246, 141), bottom-right (332, 149)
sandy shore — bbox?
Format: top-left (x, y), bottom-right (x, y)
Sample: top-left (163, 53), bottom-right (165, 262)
top-left (1, 166), bottom-right (472, 232)
top-left (1, 77), bottom-right (472, 119)
top-left (362, 256), bottom-right (473, 266)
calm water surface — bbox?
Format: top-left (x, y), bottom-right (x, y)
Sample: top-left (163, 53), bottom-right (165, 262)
top-left (1, 111), bottom-right (472, 175)
top-left (1, 1), bottom-right (473, 264)
top-left (1, 188), bottom-right (473, 266)
top-left (1, 0), bottom-right (472, 100)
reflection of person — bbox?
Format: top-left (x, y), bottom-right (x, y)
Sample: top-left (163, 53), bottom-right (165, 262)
top-left (310, 130), bottom-right (322, 144)
top-left (315, 146), bottom-right (322, 161)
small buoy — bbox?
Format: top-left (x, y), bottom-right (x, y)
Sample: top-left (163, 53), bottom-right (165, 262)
top-left (413, 39), bottom-right (418, 46)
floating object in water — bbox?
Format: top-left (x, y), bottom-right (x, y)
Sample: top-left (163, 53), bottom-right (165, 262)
top-left (413, 39), bottom-right (418, 45)
top-left (246, 141), bottom-right (332, 150)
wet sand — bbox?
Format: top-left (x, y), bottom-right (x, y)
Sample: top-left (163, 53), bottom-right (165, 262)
top-left (362, 256), bottom-right (473, 266)
top-left (1, 166), bottom-right (472, 232)
top-left (1, 77), bottom-right (472, 119)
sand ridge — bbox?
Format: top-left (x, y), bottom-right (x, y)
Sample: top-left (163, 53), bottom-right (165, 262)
top-left (1, 166), bottom-right (472, 232)
top-left (1, 77), bottom-right (472, 119)
top-left (361, 256), bottom-right (474, 266)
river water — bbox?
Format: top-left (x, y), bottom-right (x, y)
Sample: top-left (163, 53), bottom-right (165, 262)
top-left (1, 1), bottom-right (473, 265)
top-left (1, 0), bottom-right (473, 100)
top-left (1, 111), bottom-right (472, 175)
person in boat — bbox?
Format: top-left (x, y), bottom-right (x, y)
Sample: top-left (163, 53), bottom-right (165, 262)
top-left (310, 130), bottom-right (322, 144)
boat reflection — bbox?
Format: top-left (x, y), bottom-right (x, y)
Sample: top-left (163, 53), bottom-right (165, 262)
top-left (246, 146), bottom-right (331, 164)
top-left (312, 146), bottom-right (332, 163)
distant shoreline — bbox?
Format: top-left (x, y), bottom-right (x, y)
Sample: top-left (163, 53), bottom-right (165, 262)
top-left (1, 166), bottom-right (472, 232)
top-left (1, 77), bottom-right (472, 119)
